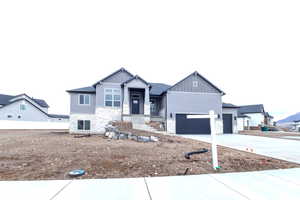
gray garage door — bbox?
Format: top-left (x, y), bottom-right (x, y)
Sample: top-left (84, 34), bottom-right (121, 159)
top-left (222, 114), bottom-right (233, 134)
top-left (176, 114), bottom-right (211, 134)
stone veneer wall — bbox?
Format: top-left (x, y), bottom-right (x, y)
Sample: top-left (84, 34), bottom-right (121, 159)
top-left (70, 107), bottom-right (122, 134)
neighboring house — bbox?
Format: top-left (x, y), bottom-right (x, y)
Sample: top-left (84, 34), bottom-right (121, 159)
top-left (237, 104), bottom-right (273, 129)
top-left (237, 112), bottom-right (250, 131)
top-left (0, 93), bottom-right (69, 122)
top-left (67, 68), bottom-right (239, 135)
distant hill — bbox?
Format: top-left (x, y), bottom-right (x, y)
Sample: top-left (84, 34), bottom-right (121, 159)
top-left (277, 112), bottom-right (300, 124)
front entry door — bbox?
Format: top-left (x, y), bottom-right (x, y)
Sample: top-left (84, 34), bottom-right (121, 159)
top-left (131, 98), bottom-right (140, 114)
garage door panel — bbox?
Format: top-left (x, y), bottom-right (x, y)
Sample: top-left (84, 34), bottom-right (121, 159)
top-left (176, 114), bottom-right (211, 134)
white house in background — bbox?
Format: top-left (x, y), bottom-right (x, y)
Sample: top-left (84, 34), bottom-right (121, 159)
top-left (237, 104), bottom-right (273, 130)
top-left (237, 112), bottom-right (250, 131)
top-left (0, 93), bottom-right (69, 122)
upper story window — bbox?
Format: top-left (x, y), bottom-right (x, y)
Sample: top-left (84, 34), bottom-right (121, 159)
top-left (78, 94), bottom-right (90, 105)
top-left (105, 89), bottom-right (121, 107)
top-left (20, 104), bottom-right (26, 111)
top-left (192, 81), bottom-right (198, 87)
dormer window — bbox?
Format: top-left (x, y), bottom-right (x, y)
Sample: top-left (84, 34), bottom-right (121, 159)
top-left (78, 94), bottom-right (90, 105)
top-left (193, 81), bottom-right (198, 87)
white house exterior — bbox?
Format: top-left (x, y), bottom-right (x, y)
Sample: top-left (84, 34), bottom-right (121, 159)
top-left (0, 93), bottom-right (69, 122)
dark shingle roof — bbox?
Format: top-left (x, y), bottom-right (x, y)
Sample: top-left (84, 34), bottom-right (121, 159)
top-left (0, 94), bottom-right (15, 106)
top-left (222, 103), bottom-right (239, 108)
top-left (66, 86), bottom-right (96, 93)
top-left (0, 94), bottom-right (49, 108)
top-left (150, 83), bottom-right (171, 96)
top-left (48, 114), bottom-right (69, 119)
top-left (265, 112), bottom-right (274, 119)
top-left (238, 104), bottom-right (265, 114)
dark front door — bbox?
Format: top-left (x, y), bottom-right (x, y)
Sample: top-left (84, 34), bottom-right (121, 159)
top-left (131, 98), bottom-right (140, 114)
top-left (176, 114), bottom-right (211, 134)
top-left (222, 114), bottom-right (233, 134)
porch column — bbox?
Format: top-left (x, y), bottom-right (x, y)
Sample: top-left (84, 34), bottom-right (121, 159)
top-left (123, 86), bottom-right (130, 115)
top-left (144, 87), bottom-right (150, 115)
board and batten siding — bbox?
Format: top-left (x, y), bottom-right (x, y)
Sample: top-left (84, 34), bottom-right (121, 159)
top-left (70, 93), bottom-right (96, 114)
top-left (102, 70), bottom-right (132, 83)
top-left (169, 73), bottom-right (220, 93)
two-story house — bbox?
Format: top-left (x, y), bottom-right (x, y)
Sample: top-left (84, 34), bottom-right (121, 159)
top-left (67, 68), bottom-right (238, 135)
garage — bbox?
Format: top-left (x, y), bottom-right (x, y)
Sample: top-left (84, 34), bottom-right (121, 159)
top-left (222, 114), bottom-right (233, 134)
top-left (176, 114), bottom-right (211, 134)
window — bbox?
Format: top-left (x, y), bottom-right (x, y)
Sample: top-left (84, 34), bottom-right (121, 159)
top-left (150, 101), bottom-right (156, 113)
top-left (105, 89), bottom-right (121, 107)
top-left (77, 120), bottom-right (91, 130)
top-left (20, 104), bottom-right (26, 111)
top-left (192, 81), bottom-right (198, 87)
top-left (78, 94), bottom-right (90, 105)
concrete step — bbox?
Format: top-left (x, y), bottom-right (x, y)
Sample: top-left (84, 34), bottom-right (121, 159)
top-left (132, 123), bottom-right (167, 134)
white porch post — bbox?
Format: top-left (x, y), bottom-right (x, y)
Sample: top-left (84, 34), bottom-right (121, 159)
top-left (144, 87), bottom-right (150, 115)
top-left (123, 86), bottom-right (130, 115)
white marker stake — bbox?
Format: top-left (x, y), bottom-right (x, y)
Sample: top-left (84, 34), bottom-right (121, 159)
top-left (209, 110), bottom-right (219, 170)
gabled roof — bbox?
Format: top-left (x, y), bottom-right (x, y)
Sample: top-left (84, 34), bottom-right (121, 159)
top-left (222, 103), bottom-right (239, 109)
top-left (93, 68), bottom-right (134, 87)
top-left (121, 75), bottom-right (150, 87)
top-left (66, 86), bottom-right (96, 94)
top-left (167, 71), bottom-right (225, 95)
top-left (0, 93), bottom-right (49, 108)
top-left (238, 104), bottom-right (265, 114)
top-left (150, 83), bottom-right (171, 96)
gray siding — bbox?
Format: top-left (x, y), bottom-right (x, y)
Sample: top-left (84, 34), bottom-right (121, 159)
top-left (96, 83), bottom-right (122, 107)
top-left (103, 71), bottom-right (132, 83)
top-left (170, 74), bottom-right (220, 93)
top-left (166, 91), bottom-right (222, 119)
top-left (70, 93), bottom-right (96, 114)
top-left (0, 101), bottom-right (49, 121)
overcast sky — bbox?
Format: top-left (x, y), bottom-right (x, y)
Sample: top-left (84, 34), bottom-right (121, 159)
top-left (0, 0), bottom-right (299, 120)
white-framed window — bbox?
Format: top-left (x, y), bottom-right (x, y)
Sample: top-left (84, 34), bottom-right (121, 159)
top-left (192, 81), bottom-right (198, 87)
top-left (20, 103), bottom-right (26, 111)
top-left (77, 120), bottom-right (91, 130)
top-left (105, 88), bottom-right (121, 107)
top-left (78, 94), bottom-right (90, 105)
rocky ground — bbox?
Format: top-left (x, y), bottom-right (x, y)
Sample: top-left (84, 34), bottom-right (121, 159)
top-left (0, 129), bottom-right (299, 180)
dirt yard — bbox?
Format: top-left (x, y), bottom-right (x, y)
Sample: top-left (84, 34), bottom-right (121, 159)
top-left (239, 130), bottom-right (300, 141)
top-left (0, 129), bottom-right (299, 181)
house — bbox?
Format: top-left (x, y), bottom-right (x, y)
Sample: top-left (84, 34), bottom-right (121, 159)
top-left (237, 112), bottom-right (250, 131)
top-left (237, 104), bottom-right (273, 129)
top-left (0, 93), bottom-right (69, 122)
top-left (67, 68), bottom-right (239, 135)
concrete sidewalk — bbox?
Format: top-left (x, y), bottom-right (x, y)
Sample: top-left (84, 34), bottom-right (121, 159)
top-left (183, 134), bottom-right (300, 164)
top-left (1, 168), bottom-right (300, 200)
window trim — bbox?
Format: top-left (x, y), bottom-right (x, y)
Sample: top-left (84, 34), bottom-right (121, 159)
top-left (104, 88), bottom-right (121, 108)
top-left (78, 94), bottom-right (91, 106)
top-left (77, 120), bottom-right (91, 131)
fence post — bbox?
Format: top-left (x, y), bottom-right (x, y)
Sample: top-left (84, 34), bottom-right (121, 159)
top-left (209, 110), bottom-right (219, 170)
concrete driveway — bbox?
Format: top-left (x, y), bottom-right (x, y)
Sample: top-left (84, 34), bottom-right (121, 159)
top-left (183, 134), bottom-right (300, 164)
